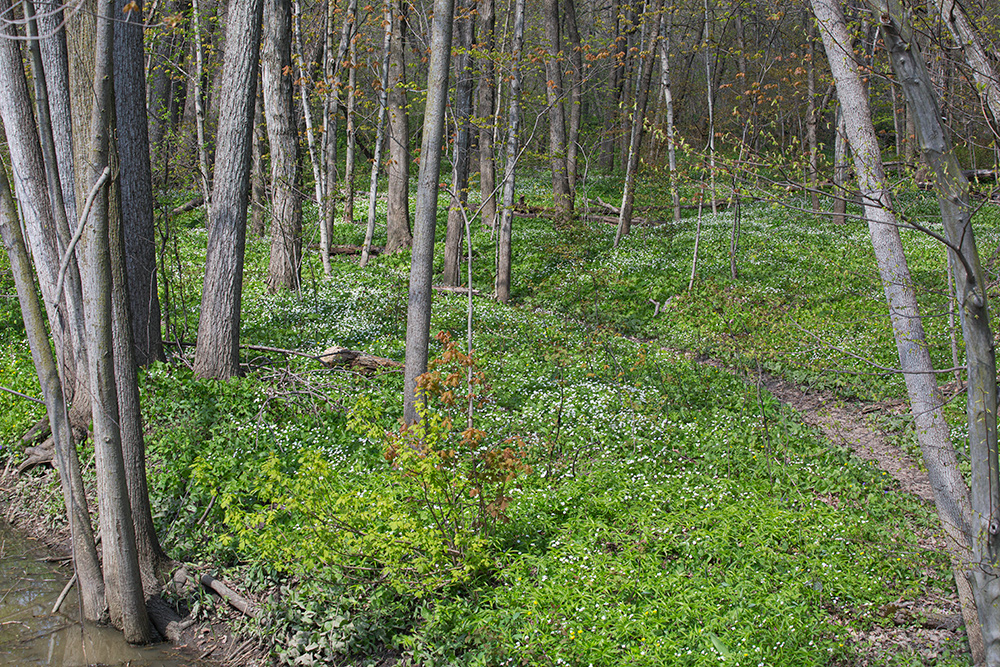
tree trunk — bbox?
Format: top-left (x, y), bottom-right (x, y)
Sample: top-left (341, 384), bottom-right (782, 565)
top-left (360, 0), bottom-right (393, 268)
top-left (385, 0), bottom-right (412, 253)
top-left (191, 0), bottom-right (212, 209)
top-left (495, 0), bottom-right (524, 304)
top-left (114, 0), bottom-right (164, 366)
top-left (404, 0), bottom-right (455, 424)
top-left (873, 2), bottom-right (1000, 661)
top-left (476, 0), bottom-right (496, 229)
top-left (342, 37), bottom-right (357, 226)
top-left (541, 0), bottom-right (572, 218)
top-left (564, 0), bottom-right (583, 197)
top-left (934, 0), bottom-right (1000, 128)
top-left (658, 7), bottom-right (681, 222)
top-left (806, 15), bottom-right (819, 212)
top-left (250, 88), bottom-right (268, 237)
top-left (193, 0), bottom-right (264, 379)
top-left (600, 0), bottom-right (625, 172)
top-left (813, 0), bottom-right (984, 661)
top-left (323, 0), bottom-right (359, 241)
top-left (263, 0), bottom-right (303, 292)
top-left (82, 0), bottom-right (154, 642)
top-left (0, 164), bottom-right (106, 625)
top-left (442, 0), bottom-right (475, 286)
top-left (294, 0), bottom-right (325, 217)
top-left (614, 0), bottom-right (660, 247)
top-left (147, 0), bottom-right (190, 149)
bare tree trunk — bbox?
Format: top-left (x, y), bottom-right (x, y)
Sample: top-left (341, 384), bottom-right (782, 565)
top-left (875, 2), bottom-right (1000, 661)
top-left (806, 15), bottom-right (819, 212)
top-left (250, 87), bottom-right (268, 237)
top-left (342, 38), bottom-right (358, 227)
top-left (564, 0), bottom-right (583, 197)
top-left (264, 0), bottom-right (303, 292)
top-left (323, 0), bottom-right (359, 240)
top-left (658, 7), bottom-right (680, 222)
top-left (114, 0), bottom-right (164, 366)
top-left (614, 0), bottom-right (660, 246)
top-left (832, 105), bottom-right (848, 225)
top-left (404, 0), bottom-right (455, 424)
top-left (495, 0), bottom-right (524, 304)
top-left (191, 0), bottom-right (212, 209)
top-left (148, 0), bottom-right (190, 149)
top-left (385, 0), bottom-right (412, 253)
top-left (294, 0), bottom-right (325, 224)
top-left (541, 0), bottom-right (572, 217)
top-left (703, 0), bottom-right (717, 214)
top-left (443, 0), bottom-right (475, 286)
top-left (600, 0), bottom-right (625, 172)
top-left (82, 0), bottom-right (153, 641)
top-left (934, 0), bottom-right (1000, 128)
top-left (476, 0), bottom-right (497, 229)
top-left (0, 165), bottom-right (105, 624)
top-left (813, 0), bottom-right (984, 661)
top-left (360, 0), bottom-right (393, 268)
top-left (194, 0), bottom-right (265, 379)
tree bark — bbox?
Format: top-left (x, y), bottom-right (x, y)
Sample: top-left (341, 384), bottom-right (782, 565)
top-left (342, 36), bottom-right (357, 226)
top-left (114, 0), bottom-right (164, 366)
top-left (404, 0), bottom-right (455, 424)
top-left (614, 0), bottom-right (661, 246)
top-left (0, 165), bottom-right (106, 624)
top-left (495, 0), bottom-right (525, 304)
top-left (475, 0), bottom-right (496, 229)
top-left (263, 0), bottom-right (303, 292)
top-left (541, 0), bottom-right (572, 218)
top-left (194, 0), bottom-right (265, 379)
top-left (873, 2), bottom-right (1000, 662)
top-left (813, 0), bottom-right (985, 661)
top-left (82, 0), bottom-right (154, 642)
top-left (564, 0), bottom-right (583, 197)
top-left (934, 0), bottom-right (1000, 129)
top-left (385, 0), bottom-right (412, 253)
top-left (323, 0), bottom-right (359, 241)
top-left (442, 0), bottom-right (475, 286)
top-left (658, 7), bottom-right (681, 222)
top-left (360, 0), bottom-right (393, 268)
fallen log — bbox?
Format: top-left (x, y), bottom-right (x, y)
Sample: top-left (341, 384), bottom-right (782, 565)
top-left (433, 285), bottom-right (486, 297)
top-left (330, 244), bottom-right (383, 256)
top-left (171, 567), bottom-right (258, 619)
top-left (318, 346), bottom-right (401, 372)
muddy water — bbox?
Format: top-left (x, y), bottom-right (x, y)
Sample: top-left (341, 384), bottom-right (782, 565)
top-left (0, 521), bottom-right (206, 666)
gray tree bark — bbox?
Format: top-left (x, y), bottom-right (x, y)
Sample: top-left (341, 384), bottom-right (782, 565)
top-left (404, 0), bottom-right (455, 424)
top-left (263, 0), bottom-right (302, 292)
top-left (442, 0), bottom-right (475, 286)
top-left (873, 1), bottom-right (1000, 662)
top-left (564, 0), bottom-right (583, 197)
top-left (813, 0), bottom-right (986, 661)
top-left (0, 164), bottom-right (105, 624)
top-left (614, 0), bottom-right (661, 246)
top-left (495, 0), bottom-right (524, 304)
top-left (114, 0), bottom-right (164, 366)
top-left (475, 0), bottom-right (496, 230)
top-left (82, 0), bottom-right (153, 641)
top-left (360, 0), bottom-right (393, 268)
top-left (385, 0), bottom-right (412, 253)
top-left (193, 0), bottom-right (265, 379)
top-left (541, 0), bottom-right (572, 217)
top-left (658, 7), bottom-right (680, 222)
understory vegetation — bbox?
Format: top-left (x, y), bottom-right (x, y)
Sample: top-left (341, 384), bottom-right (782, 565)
top-left (2, 171), bottom-right (997, 666)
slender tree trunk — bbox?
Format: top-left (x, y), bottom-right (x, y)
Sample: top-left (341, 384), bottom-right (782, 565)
top-left (806, 15), bottom-right (819, 212)
top-left (614, 0), bottom-right (660, 246)
top-left (813, 0), bottom-right (985, 661)
top-left (874, 3), bottom-right (1000, 661)
top-left (658, 7), bottom-right (680, 222)
top-left (934, 0), bottom-right (1000, 128)
top-left (342, 37), bottom-right (358, 227)
top-left (703, 0), bottom-right (717, 214)
top-left (832, 105), bottom-right (848, 224)
top-left (495, 0), bottom-right (525, 304)
top-left (193, 0), bottom-right (265, 379)
top-left (264, 0), bottom-right (302, 292)
top-left (541, 0), bottom-right (572, 217)
top-left (294, 0), bottom-right (325, 220)
top-left (404, 0), bottom-right (455, 424)
top-left (386, 0), bottom-right (412, 253)
top-left (564, 0), bottom-right (583, 197)
top-left (323, 0), bottom-right (359, 239)
top-left (148, 0), bottom-right (190, 149)
top-left (250, 87), bottom-right (268, 237)
top-left (443, 0), bottom-right (475, 286)
top-left (360, 0), bottom-right (393, 267)
top-left (191, 0), bottom-right (212, 209)
top-left (0, 166), bottom-right (106, 624)
top-left (114, 0), bottom-right (164, 366)
top-left (476, 0), bottom-right (497, 229)
top-left (82, 0), bottom-right (153, 641)
top-left (600, 0), bottom-right (625, 172)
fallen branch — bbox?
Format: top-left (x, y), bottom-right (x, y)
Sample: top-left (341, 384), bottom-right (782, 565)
top-left (330, 244), bottom-right (383, 256)
top-left (171, 196), bottom-right (205, 215)
top-left (318, 346), bottom-right (401, 373)
top-left (433, 285), bottom-right (485, 297)
top-left (171, 567), bottom-right (258, 619)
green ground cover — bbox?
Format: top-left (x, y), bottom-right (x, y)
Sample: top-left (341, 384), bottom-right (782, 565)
top-left (1, 175), bottom-right (994, 666)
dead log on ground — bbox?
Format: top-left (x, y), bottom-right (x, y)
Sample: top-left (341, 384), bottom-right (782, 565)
top-left (330, 244), bottom-right (383, 256)
top-left (433, 285), bottom-right (486, 297)
top-left (318, 346), bottom-right (401, 373)
top-left (171, 196), bottom-right (204, 215)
